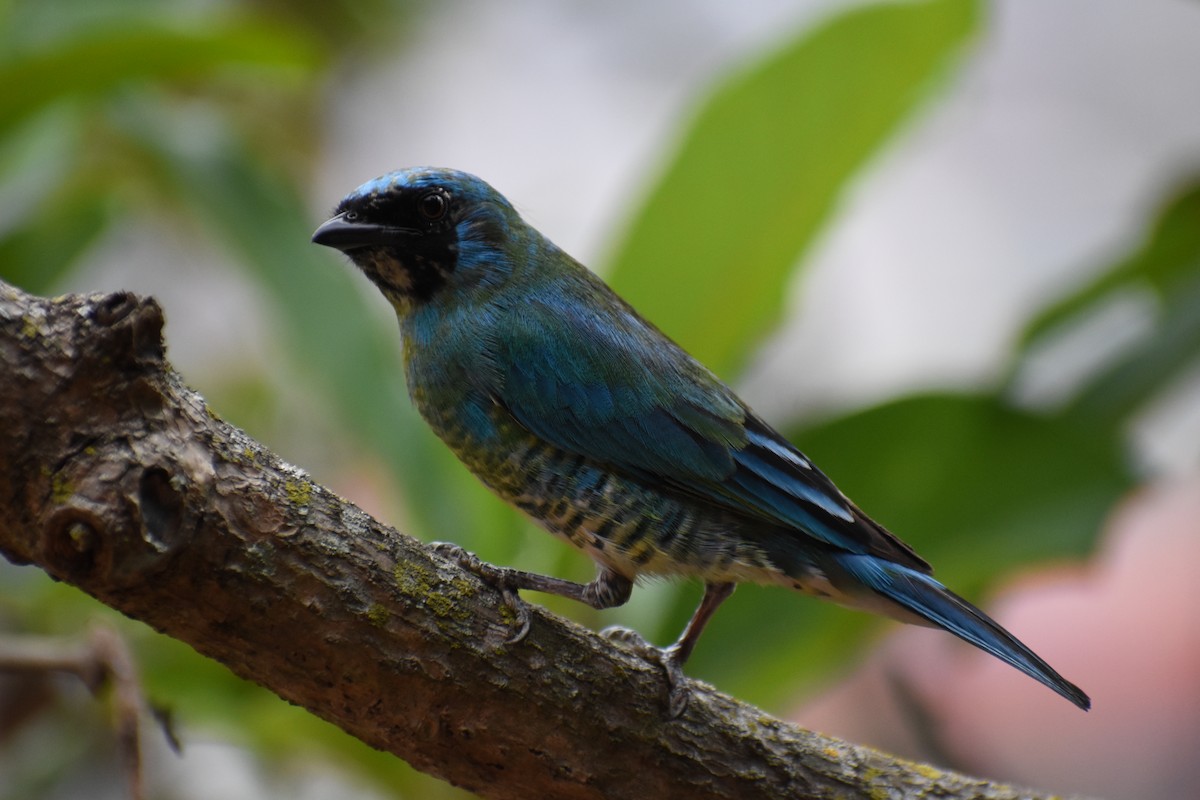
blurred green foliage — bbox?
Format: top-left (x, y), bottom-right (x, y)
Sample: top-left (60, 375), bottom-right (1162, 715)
top-left (1, 0), bottom-right (1197, 797)
top-left (608, 0), bottom-right (978, 376)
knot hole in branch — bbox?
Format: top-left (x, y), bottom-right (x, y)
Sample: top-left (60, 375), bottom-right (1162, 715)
top-left (138, 467), bottom-right (184, 553)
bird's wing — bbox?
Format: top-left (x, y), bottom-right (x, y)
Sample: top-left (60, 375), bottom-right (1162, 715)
top-left (492, 295), bottom-right (930, 571)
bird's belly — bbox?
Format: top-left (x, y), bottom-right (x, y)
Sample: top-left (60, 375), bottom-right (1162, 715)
top-left (434, 410), bottom-right (783, 583)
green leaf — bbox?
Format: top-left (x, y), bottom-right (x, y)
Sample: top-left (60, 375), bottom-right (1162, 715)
top-left (0, 189), bottom-right (110, 292)
top-left (1016, 178), bottom-right (1200, 428)
top-left (1020, 180), bottom-right (1200, 348)
top-left (790, 394), bottom-right (1127, 574)
top-left (607, 0), bottom-right (980, 377)
top-left (1065, 273), bottom-right (1200, 424)
top-left (0, 21), bottom-right (323, 132)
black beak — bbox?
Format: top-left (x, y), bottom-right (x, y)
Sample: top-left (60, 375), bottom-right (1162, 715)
top-left (311, 213), bottom-right (417, 252)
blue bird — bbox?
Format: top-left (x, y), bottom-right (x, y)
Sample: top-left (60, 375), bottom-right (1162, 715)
top-left (312, 167), bottom-right (1090, 715)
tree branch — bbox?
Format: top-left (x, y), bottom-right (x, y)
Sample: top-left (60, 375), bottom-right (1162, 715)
top-left (0, 279), bottom-right (1084, 800)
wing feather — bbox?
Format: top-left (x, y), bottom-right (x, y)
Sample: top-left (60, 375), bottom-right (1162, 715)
top-left (494, 291), bottom-right (929, 571)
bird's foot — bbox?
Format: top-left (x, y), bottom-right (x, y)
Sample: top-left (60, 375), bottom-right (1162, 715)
top-left (601, 626), bottom-right (691, 718)
top-left (430, 542), bottom-right (531, 644)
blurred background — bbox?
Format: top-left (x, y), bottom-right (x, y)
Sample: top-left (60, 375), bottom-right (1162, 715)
top-left (2, 0), bottom-right (1199, 798)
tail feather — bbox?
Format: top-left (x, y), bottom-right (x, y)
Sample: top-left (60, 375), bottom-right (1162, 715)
top-left (833, 553), bottom-right (1091, 711)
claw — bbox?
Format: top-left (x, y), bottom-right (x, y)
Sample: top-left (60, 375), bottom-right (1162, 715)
top-left (430, 542), bottom-right (532, 643)
top-left (601, 626), bottom-right (692, 718)
top-left (498, 586), bottom-right (531, 644)
top-left (661, 645), bottom-right (691, 718)
top-left (600, 625), bottom-right (647, 648)
top-left (430, 541), bottom-right (470, 564)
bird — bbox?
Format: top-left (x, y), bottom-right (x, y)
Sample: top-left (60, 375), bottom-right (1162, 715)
top-left (312, 166), bottom-right (1090, 716)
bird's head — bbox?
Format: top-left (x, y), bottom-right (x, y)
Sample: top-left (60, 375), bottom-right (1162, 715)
top-left (312, 167), bottom-right (518, 311)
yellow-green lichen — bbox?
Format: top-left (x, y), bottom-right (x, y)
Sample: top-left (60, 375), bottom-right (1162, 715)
top-left (862, 768), bottom-right (889, 800)
top-left (424, 592), bottom-right (456, 618)
top-left (497, 601), bottom-right (519, 627)
top-left (67, 522), bottom-right (91, 549)
top-left (393, 560), bottom-right (471, 622)
top-left (911, 763), bottom-right (944, 781)
top-left (284, 478), bottom-right (313, 507)
top-left (366, 604), bottom-right (390, 627)
top-left (393, 560), bottom-right (428, 592)
top-left (20, 315), bottom-right (42, 340)
top-left (50, 473), bottom-right (74, 504)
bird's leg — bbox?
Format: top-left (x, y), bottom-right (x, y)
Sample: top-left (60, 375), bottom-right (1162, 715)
top-left (667, 580), bottom-right (736, 666)
top-left (604, 581), bottom-right (735, 718)
top-left (431, 543), bottom-right (632, 643)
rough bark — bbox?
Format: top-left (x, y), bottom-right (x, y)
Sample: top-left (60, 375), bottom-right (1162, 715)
top-left (0, 279), bottom-right (1084, 800)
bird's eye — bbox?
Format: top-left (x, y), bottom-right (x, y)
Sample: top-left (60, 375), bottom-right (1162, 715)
top-left (419, 191), bottom-right (447, 221)
top-left (344, 210), bottom-right (359, 221)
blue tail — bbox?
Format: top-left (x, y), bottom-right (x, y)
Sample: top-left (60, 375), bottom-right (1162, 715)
top-left (834, 553), bottom-right (1090, 710)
